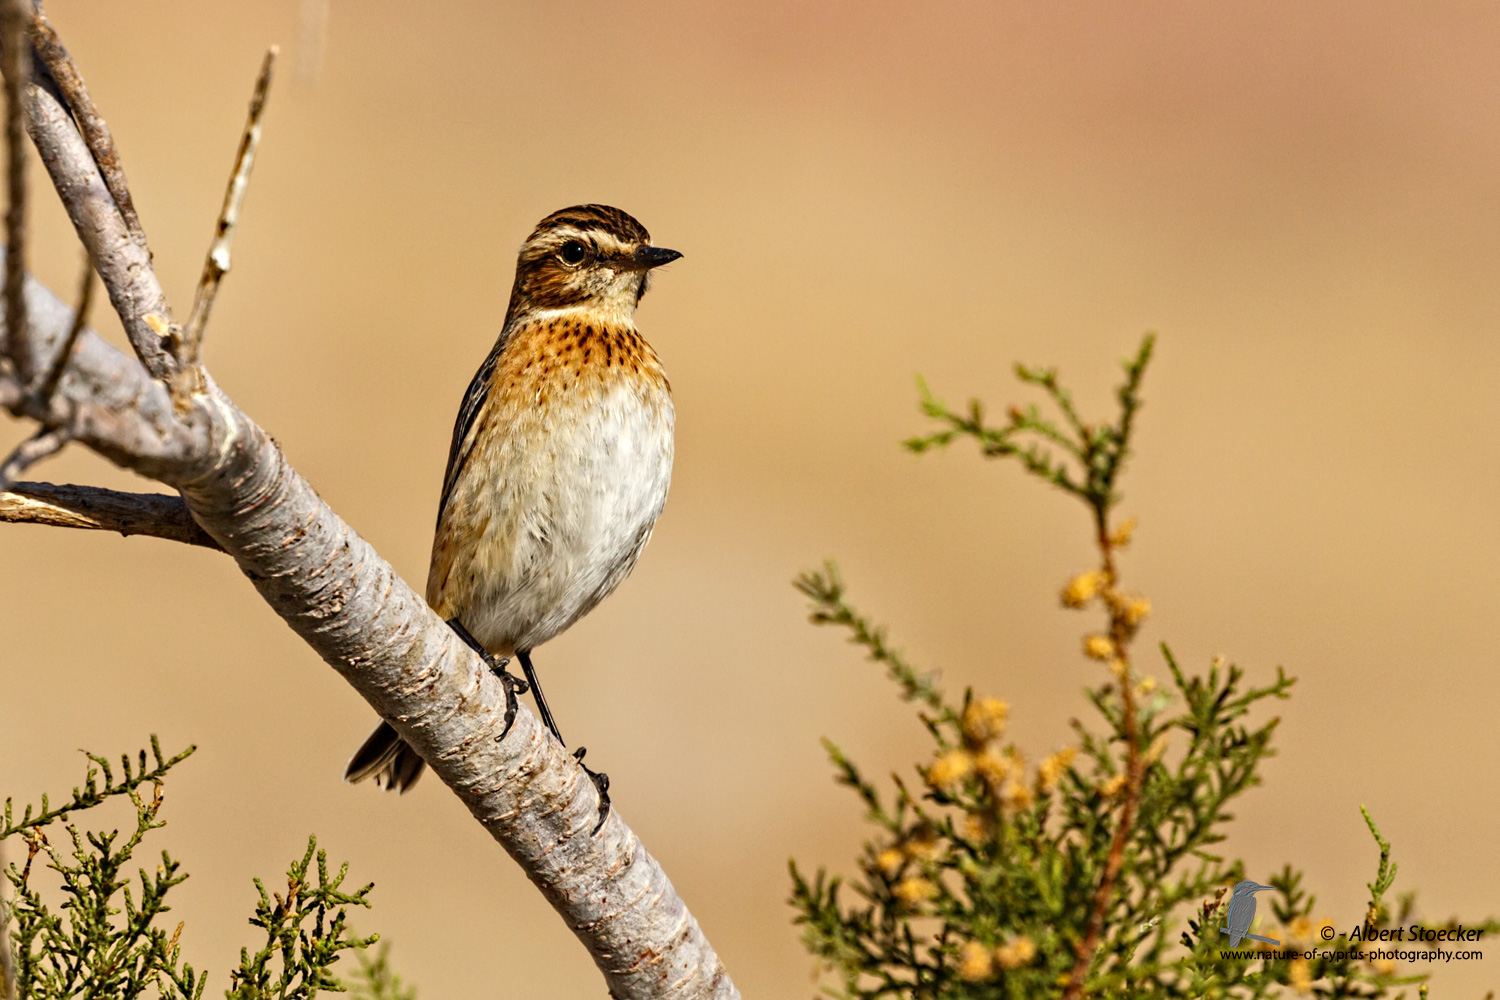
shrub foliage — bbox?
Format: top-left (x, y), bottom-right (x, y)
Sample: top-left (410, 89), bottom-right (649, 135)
top-left (0, 737), bottom-right (409, 999)
top-left (790, 337), bottom-right (1494, 998)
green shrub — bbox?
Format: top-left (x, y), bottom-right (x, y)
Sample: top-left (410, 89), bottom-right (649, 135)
top-left (0, 737), bottom-right (410, 999)
top-left (791, 337), bottom-right (1495, 998)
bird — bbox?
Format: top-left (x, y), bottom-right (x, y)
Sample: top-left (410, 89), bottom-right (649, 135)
top-left (343, 204), bottom-right (680, 802)
top-left (1222, 880), bottom-right (1280, 947)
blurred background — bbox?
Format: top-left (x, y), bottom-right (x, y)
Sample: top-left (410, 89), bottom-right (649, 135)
top-left (3, 1), bottom-right (1498, 995)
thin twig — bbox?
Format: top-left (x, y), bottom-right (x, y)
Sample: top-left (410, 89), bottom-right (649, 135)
top-left (181, 46), bottom-right (276, 370)
top-left (33, 247), bottom-right (91, 402)
top-left (0, 480), bottom-right (222, 549)
top-left (25, 2), bottom-right (142, 238)
top-left (1062, 514), bottom-right (1145, 1000)
top-left (0, 0), bottom-right (30, 383)
top-left (0, 423), bottom-right (67, 491)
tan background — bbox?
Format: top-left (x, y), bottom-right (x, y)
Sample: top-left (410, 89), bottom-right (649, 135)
top-left (3, 2), bottom-right (1498, 995)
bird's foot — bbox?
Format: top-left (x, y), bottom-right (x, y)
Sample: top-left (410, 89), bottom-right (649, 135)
top-left (445, 618), bottom-right (529, 741)
top-left (495, 661), bottom-right (532, 741)
top-left (572, 746), bottom-right (611, 835)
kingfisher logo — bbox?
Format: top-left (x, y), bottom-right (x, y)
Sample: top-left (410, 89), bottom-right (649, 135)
top-left (1221, 880), bottom-right (1281, 947)
top-left (1215, 881), bottom-right (1487, 966)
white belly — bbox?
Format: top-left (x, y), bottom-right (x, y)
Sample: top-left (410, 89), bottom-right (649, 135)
top-left (459, 379), bottom-right (674, 653)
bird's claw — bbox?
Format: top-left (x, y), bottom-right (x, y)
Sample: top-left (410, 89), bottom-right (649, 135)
top-left (573, 746), bottom-right (611, 834)
top-left (445, 619), bottom-right (531, 742)
top-left (495, 660), bottom-right (526, 742)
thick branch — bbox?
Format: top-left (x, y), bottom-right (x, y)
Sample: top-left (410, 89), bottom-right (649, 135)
top-left (0, 28), bottom-right (739, 1000)
top-left (0, 481), bottom-right (221, 548)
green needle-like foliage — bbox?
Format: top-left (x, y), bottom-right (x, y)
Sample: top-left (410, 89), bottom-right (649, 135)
top-left (225, 839), bottom-right (377, 999)
top-left (1, 738), bottom-right (408, 999)
top-left (792, 336), bottom-right (1495, 998)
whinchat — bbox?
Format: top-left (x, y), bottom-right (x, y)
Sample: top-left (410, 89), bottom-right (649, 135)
top-left (344, 204), bottom-right (681, 795)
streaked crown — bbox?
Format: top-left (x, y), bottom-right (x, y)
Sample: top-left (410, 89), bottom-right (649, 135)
top-left (507, 204), bottom-right (681, 320)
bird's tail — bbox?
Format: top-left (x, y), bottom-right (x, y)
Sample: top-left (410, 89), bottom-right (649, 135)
top-left (1222, 927), bottom-right (1280, 947)
top-left (343, 720), bottom-right (426, 792)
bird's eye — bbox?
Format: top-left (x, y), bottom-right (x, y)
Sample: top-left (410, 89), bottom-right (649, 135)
top-left (559, 240), bottom-right (588, 265)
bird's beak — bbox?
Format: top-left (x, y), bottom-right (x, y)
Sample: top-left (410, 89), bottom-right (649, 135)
top-left (629, 245), bottom-right (683, 271)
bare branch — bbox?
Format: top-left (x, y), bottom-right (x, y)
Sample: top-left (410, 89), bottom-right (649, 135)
top-left (180, 46), bottom-right (276, 372)
top-left (25, 3), bottom-right (142, 239)
top-left (22, 32), bottom-right (176, 381)
top-left (0, 481), bottom-right (221, 548)
top-left (0, 423), bottom-right (67, 490)
top-left (1, 0), bottom-right (30, 383)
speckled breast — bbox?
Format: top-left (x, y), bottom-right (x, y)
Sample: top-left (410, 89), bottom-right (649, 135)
top-left (427, 311), bottom-right (674, 655)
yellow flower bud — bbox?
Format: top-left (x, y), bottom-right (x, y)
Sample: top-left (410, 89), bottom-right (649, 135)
top-left (973, 748), bottom-right (1012, 787)
top-left (926, 749), bottom-right (974, 790)
top-left (892, 877), bottom-right (936, 905)
top-left (1038, 747), bottom-right (1078, 791)
top-left (1109, 517), bottom-right (1137, 548)
top-left (904, 828), bottom-right (942, 862)
top-left (1122, 596), bottom-right (1152, 626)
top-left (1083, 635), bottom-right (1115, 660)
top-left (1100, 774), bottom-right (1127, 797)
top-left (1061, 570), bottom-right (1106, 608)
top-left (1001, 779), bottom-right (1034, 812)
top-left (874, 847), bottom-right (904, 875)
top-left (962, 697), bottom-right (1009, 745)
top-left (995, 935), bottom-right (1036, 969)
top-left (957, 940), bottom-right (994, 981)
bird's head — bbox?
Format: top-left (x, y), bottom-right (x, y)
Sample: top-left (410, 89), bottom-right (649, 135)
top-left (507, 204), bottom-right (681, 322)
top-left (1232, 880), bottom-right (1275, 897)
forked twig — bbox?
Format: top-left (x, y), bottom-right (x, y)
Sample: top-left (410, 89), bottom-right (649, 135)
top-left (0, 423), bottom-right (67, 491)
top-left (180, 46), bottom-right (277, 370)
top-left (25, 2), bottom-right (142, 239)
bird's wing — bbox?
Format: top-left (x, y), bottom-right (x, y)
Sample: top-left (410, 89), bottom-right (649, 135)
top-left (435, 338), bottom-right (506, 526)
